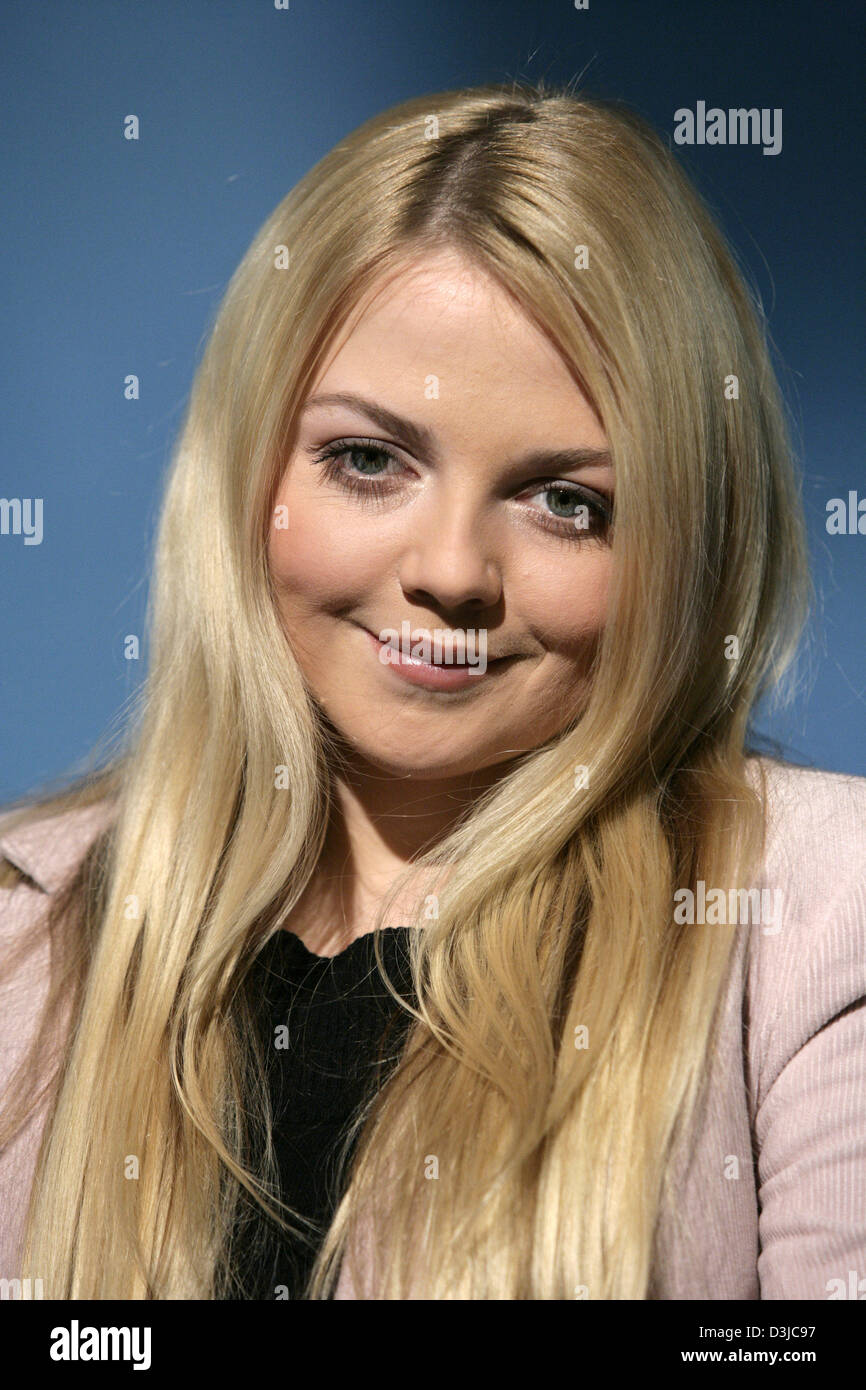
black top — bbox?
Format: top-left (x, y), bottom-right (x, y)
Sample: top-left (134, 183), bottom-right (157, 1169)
top-left (223, 925), bottom-right (417, 1299)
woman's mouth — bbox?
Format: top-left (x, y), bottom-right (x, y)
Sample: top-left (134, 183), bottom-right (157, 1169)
top-left (362, 627), bottom-right (516, 691)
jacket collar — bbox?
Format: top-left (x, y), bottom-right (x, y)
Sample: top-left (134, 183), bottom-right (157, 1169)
top-left (0, 800), bottom-right (116, 893)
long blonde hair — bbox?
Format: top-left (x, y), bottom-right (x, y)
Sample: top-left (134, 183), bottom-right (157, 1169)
top-left (1, 80), bottom-right (809, 1298)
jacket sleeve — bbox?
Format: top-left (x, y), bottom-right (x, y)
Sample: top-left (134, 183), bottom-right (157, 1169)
top-left (0, 875), bottom-right (55, 1284)
top-left (748, 768), bottom-right (866, 1300)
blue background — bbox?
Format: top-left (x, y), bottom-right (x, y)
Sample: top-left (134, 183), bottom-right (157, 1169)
top-left (1, 0), bottom-right (863, 798)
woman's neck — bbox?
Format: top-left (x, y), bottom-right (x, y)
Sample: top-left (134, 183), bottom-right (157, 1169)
top-left (283, 750), bottom-right (511, 956)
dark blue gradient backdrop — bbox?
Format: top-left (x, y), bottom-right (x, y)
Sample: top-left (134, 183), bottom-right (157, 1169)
top-left (1, 0), bottom-right (863, 795)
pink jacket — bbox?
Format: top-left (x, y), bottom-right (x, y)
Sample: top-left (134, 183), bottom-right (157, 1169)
top-left (1, 758), bottom-right (865, 1299)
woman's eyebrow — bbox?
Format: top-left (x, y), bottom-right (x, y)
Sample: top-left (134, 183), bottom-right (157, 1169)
top-left (303, 391), bottom-right (437, 459)
top-left (301, 391), bottom-right (613, 475)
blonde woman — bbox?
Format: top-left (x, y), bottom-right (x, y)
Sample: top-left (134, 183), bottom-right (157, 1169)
top-left (1, 82), bottom-right (864, 1302)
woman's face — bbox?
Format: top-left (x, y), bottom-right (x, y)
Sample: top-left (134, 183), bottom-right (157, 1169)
top-left (268, 247), bottom-right (614, 779)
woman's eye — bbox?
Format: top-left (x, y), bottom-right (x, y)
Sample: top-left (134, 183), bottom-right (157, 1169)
top-left (309, 440), bottom-right (404, 500)
top-left (525, 482), bottom-right (612, 538)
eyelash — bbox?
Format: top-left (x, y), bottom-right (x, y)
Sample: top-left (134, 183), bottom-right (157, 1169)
top-left (308, 438), bottom-right (613, 540)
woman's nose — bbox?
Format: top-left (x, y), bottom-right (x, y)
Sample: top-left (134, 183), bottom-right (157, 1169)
top-left (396, 497), bottom-right (503, 613)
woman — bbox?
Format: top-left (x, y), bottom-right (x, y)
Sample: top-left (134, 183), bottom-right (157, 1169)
top-left (1, 81), bottom-right (864, 1301)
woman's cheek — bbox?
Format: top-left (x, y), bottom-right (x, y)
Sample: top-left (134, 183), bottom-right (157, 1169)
top-left (522, 554), bottom-right (611, 650)
top-left (268, 506), bottom-right (383, 614)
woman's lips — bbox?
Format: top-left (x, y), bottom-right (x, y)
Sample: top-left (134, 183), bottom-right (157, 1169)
top-left (363, 628), bottom-right (512, 691)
